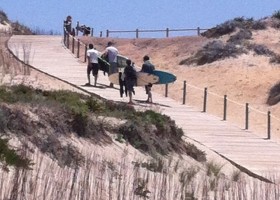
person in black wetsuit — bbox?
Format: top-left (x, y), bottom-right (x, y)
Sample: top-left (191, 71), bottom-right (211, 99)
top-left (124, 59), bottom-right (137, 104)
top-left (141, 55), bottom-right (155, 103)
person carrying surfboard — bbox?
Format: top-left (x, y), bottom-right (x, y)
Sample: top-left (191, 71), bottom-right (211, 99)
top-left (102, 41), bottom-right (119, 87)
top-left (124, 59), bottom-right (137, 104)
top-left (86, 43), bottom-right (100, 86)
top-left (141, 55), bottom-right (155, 103)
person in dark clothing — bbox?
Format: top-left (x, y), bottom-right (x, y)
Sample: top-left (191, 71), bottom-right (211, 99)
top-left (124, 59), bottom-right (137, 104)
top-left (63, 15), bottom-right (72, 46)
top-left (119, 71), bottom-right (127, 98)
top-left (141, 55), bottom-right (155, 103)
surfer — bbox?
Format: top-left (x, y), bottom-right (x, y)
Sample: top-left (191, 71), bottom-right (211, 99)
top-left (86, 43), bottom-right (100, 86)
top-left (124, 59), bottom-right (137, 104)
top-left (102, 41), bottom-right (119, 87)
top-left (141, 55), bottom-right (155, 103)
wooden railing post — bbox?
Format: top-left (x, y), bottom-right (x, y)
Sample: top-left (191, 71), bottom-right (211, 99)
top-left (136, 29), bottom-right (139, 38)
top-left (100, 31), bottom-right (103, 38)
top-left (67, 33), bottom-right (70, 49)
top-left (245, 103), bottom-right (249, 130)
top-left (223, 95), bottom-right (227, 120)
top-left (197, 27), bottom-right (201, 36)
top-left (77, 39), bottom-right (80, 58)
top-left (267, 111), bottom-right (271, 139)
top-left (165, 84), bottom-right (168, 97)
top-left (91, 28), bottom-right (94, 36)
top-left (84, 46), bottom-right (88, 63)
top-left (72, 37), bottom-right (75, 54)
top-left (203, 87), bottom-right (208, 112)
top-left (166, 28), bottom-right (169, 38)
top-left (182, 81), bottom-right (186, 104)
top-left (76, 21), bottom-right (79, 36)
top-left (106, 30), bottom-right (109, 37)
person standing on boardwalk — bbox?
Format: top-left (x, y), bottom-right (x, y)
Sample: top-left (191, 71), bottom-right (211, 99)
top-left (141, 55), bottom-right (155, 103)
top-left (124, 59), bottom-right (137, 104)
top-left (86, 43), bottom-right (100, 86)
top-left (63, 15), bottom-right (72, 46)
top-left (102, 41), bottom-right (119, 87)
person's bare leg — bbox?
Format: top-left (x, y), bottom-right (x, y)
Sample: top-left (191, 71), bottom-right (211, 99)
top-left (149, 91), bottom-right (153, 103)
top-left (128, 91), bottom-right (133, 104)
top-left (94, 75), bottom-right (97, 86)
top-left (87, 73), bottom-right (91, 85)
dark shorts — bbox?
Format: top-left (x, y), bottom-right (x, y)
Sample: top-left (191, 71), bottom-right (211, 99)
top-left (125, 79), bottom-right (136, 92)
top-left (87, 63), bottom-right (99, 76)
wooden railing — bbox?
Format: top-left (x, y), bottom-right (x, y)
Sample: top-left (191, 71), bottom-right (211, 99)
top-left (105, 27), bottom-right (208, 38)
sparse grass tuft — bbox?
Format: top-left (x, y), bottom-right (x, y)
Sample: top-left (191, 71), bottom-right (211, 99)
top-left (0, 137), bottom-right (32, 170)
top-left (206, 161), bottom-right (223, 177)
top-left (270, 54), bottom-right (280, 64)
top-left (180, 40), bottom-right (247, 66)
top-left (247, 44), bottom-right (275, 56)
top-left (185, 142), bottom-right (206, 162)
top-left (231, 170), bottom-right (242, 182)
top-left (266, 82), bottom-right (280, 106)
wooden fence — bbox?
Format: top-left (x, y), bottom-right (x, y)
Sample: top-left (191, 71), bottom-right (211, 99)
top-left (104, 27), bottom-right (208, 38)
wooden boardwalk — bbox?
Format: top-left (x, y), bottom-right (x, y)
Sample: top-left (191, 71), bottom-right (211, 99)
top-left (8, 35), bottom-right (280, 181)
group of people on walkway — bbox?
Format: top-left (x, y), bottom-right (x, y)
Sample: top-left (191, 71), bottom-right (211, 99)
top-left (86, 42), bottom-right (155, 104)
top-left (64, 15), bottom-right (155, 105)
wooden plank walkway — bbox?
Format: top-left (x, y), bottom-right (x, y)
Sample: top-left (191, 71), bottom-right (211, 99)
top-left (8, 35), bottom-right (280, 180)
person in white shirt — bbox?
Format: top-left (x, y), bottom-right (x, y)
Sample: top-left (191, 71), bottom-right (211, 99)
top-left (103, 41), bottom-right (119, 87)
top-left (86, 43), bottom-right (100, 86)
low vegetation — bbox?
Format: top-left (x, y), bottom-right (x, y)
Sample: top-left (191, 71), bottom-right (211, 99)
top-left (180, 15), bottom-right (280, 66)
top-left (267, 82), bottom-right (280, 106)
top-left (0, 85), bottom-right (206, 169)
top-left (0, 137), bottom-right (33, 171)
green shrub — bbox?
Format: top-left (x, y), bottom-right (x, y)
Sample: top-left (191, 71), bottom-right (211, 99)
top-left (270, 54), bottom-right (280, 64)
top-left (266, 82), bottom-right (280, 105)
top-left (247, 44), bottom-right (275, 56)
top-left (272, 10), bottom-right (280, 20)
top-left (227, 29), bottom-right (252, 44)
top-left (180, 40), bottom-right (247, 66)
top-left (0, 137), bottom-right (32, 170)
top-left (185, 142), bottom-right (206, 162)
top-left (72, 113), bottom-right (88, 137)
top-left (252, 20), bottom-right (267, 30)
top-left (0, 10), bottom-right (8, 24)
top-left (86, 98), bottom-right (104, 113)
top-left (0, 108), bottom-right (7, 132)
top-left (0, 85), bottom-right (33, 103)
top-left (44, 90), bottom-right (89, 115)
top-left (119, 122), bottom-right (148, 151)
